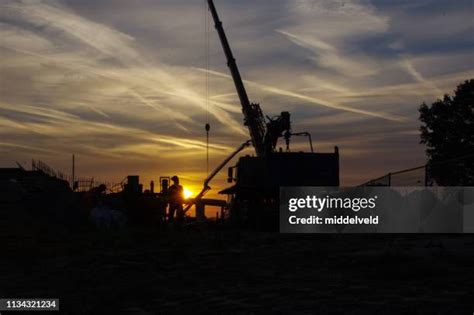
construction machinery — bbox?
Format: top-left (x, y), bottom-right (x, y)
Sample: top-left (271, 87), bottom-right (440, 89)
top-left (186, 0), bottom-right (339, 228)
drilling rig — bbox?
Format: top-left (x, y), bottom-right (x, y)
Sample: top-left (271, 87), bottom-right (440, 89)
top-left (188, 0), bottom-right (339, 228)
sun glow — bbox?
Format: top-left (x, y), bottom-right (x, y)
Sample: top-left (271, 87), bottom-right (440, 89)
top-left (183, 187), bottom-right (193, 199)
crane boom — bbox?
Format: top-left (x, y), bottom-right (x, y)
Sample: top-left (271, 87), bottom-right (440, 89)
top-left (207, 0), bottom-right (266, 157)
top-left (182, 140), bottom-right (252, 214)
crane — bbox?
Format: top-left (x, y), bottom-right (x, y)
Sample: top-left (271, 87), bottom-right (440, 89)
top-left (207, 0), bottom-right (291, 157)
top-left (183, 0), bottom-right (316, 215)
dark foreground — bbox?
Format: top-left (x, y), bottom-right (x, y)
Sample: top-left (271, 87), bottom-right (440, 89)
top-left (1, 207), bottom-right (474, 314)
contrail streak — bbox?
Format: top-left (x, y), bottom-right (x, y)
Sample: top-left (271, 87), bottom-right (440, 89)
top-left (195, 68), bottom-right (407, 123)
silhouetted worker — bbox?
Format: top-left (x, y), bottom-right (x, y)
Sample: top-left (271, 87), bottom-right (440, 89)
top-left (168, 176), bottom-right (184, 223)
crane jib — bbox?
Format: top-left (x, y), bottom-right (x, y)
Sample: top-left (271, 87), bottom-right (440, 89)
top-left (207, 0), bottom-right (266, 157)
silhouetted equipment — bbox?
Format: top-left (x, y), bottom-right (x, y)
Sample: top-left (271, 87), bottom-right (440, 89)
top-left (183, 140), bottom-right (252, 214)
top-left (1, 163), bottom-right (81, 230)
top-left (104, 175), bottom-right (168, 226)
top-left (160, 177), bottom-right (170, 193)
top-left (206, 0), bottom-right (340, 228)
top-left (221, 149), bottom-right (339, 227)
top-left (195, 198), bottom-right (227, 221)
top-left (150, 180), bottom-right (155, 194)
top-left (124, 175), bottom-right (142, 194)
top-left (0, 166), bottom-right (71, 196)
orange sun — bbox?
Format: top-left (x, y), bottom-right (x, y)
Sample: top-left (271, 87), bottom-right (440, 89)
top-left (183, 188), bottom-right (193, 199)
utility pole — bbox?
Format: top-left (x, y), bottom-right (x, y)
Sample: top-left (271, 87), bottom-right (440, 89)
top-left (72, 154), bottom-right (75, 191)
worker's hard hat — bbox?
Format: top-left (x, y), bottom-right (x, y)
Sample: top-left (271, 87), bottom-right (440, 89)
top-left (171, 176), bottom-right (179, 182)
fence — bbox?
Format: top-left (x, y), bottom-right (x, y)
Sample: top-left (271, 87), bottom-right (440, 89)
top-left (32, 159), bottom-right (69, 181)
top-left (362, 154), bottom-right (474, 187)
top-left (31, 159), bottom-right (114, 192)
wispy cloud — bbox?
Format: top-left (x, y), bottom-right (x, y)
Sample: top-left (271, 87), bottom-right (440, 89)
top-left (0, 0), bottom-right (472, 188)
top-left (196, 68), bottom-right (407, 122)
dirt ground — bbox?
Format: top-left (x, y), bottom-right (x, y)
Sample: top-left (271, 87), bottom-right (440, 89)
top-left (1, 205), bottom-right (474, 314)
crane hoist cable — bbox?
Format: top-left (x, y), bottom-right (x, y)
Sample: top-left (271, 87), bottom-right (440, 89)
top-left (204, 0), bottom-right (211, 175)
top-left (205, 123), bottom-right (210, 175)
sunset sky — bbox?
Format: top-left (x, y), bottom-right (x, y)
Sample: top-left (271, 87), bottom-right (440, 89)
top-left (1, 0), bottom-right (473, 196)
